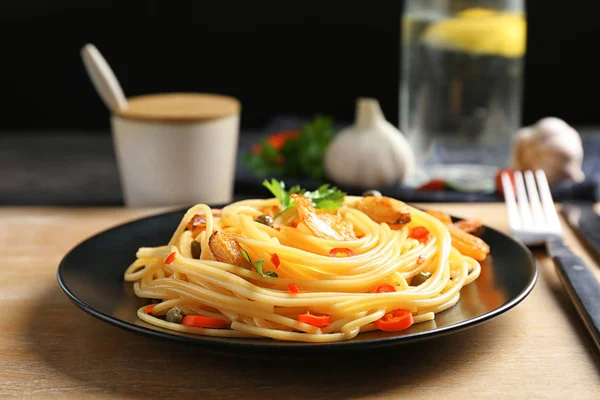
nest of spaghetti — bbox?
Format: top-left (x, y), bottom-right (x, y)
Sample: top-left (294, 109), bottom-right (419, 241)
top-left (125, 181), bottom-right (489, 343)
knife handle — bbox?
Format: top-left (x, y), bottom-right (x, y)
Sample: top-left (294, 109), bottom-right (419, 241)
top-left (553, 254), bottom-right (600, 350)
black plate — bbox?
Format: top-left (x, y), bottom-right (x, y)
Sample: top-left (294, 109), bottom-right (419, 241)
top-left (57, 208), bottom-right (537, 354)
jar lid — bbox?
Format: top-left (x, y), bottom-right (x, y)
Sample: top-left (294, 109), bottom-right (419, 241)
top-left (116, 93), bottom-right (241, 123)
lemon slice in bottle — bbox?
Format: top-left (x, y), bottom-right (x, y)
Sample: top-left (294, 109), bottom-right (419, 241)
top-left (423, 8), bottom-right (526, 58)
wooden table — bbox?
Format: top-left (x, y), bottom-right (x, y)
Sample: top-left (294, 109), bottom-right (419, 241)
top-left (1, 204), bottom-right (599, 399)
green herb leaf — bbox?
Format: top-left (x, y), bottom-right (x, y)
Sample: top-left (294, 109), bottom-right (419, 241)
top-left (312, 199), bottom-right (341, 210)
top-left (240, 248), bottom-right (251, 264)
top-left (252, 259), bottom-right (278, 278)
top-left (241, 140), bottom-right (284, 177)
top-left (304, 184), bottom-right (346, 209)
top-left (240, 247), bottom-right (278, 278)
top-left (279, 115), bottom-right (334, 181)
top-left (253, 258), bottom-right (264, 270)
top-left (262, 180), bottom-right (346, 215)
top-left (242, 115), bottom-right (335, 181)
top-left (262, 179), bottom-right (303, 215)
top-left (263, 179), bottom-right (289, 207)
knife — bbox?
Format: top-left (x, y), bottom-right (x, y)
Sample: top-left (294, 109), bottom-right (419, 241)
top-left (562, 201), bottom-right (600, 258)
top-left (547, 237), bottom-right (600, 350)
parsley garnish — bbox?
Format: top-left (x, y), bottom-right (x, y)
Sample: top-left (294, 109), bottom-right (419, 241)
top-left (240, 248), bottom-right (278, 278)
top-left (305, 184), bottom-right (347, 210)
top-left (262, 179), bottom-right (346, 215)
top-left (262, 179), bottom-right (302, 215)
top-left (241, 115), bottom-right (335, 181)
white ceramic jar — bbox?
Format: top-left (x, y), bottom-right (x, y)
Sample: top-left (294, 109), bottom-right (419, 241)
top-left (111, 93), bottom-right (241, 207)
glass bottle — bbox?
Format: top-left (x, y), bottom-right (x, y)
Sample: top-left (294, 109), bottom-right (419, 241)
top-left (400, 0), bottom-right (526, 191)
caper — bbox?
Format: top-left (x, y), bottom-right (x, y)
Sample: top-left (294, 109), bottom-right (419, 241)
top-left (362, 190), bottom-right (382, 197)
top-left (410, 272), bottom-right (432, 286)
top-left (256, 214), bottom-right (274, 227)
top-left (166, 307), bottom-right (184, 323)
top-left (191, 240), bottom-right (201, 259)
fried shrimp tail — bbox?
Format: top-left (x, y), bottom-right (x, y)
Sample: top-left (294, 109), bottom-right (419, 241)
top-left (447, 224), bottom-right (490, 261)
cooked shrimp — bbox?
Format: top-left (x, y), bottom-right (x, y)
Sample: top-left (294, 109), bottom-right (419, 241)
top-left (453, 219), bottom-right (484, 236)
top-left (208, 231), bottom-right (251, 267)
top-left (426, 209), bottom-right (453, 225)
top-left (426, 209), bottom-right (488, 259)
top-left (447, 224), bottom-right (489, 261)
top-left (427, 209), bottom-right (484, 236)
top-left (291, 194), bottom-right (356, 241)
top-left (352, 196), bottom-right (411, 225)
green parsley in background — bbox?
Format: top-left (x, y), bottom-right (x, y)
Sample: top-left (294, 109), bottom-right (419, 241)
top-left (242, 115), bottom-right (335, 182)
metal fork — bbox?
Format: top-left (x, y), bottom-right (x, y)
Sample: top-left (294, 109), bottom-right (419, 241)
top-left (502, 169), bottom-right (600, 350)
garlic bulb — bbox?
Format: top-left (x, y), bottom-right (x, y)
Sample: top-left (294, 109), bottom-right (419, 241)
top-left (511, 117), bottom-right (585, 185)
top-left (324, 98), bottom-right (416, 188)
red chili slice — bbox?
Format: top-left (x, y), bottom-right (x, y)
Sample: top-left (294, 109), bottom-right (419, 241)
top-left (409, 226), bottom-right (430, 242)
top-left (298, 311), bottom-right (331, 327)
top-left (328, 247), bottom-right (356, 258)
top-left (376, 284), bottom-right (396, 293)
top-left (164, 252), bottom-right (176, 265)
top-left (271, 253), bottom-right (281, 268)
top-left (181, 315), bottom-right (228, 329)
top-left (288, 283), bottom-right (300, 294)
top-left (374, 309), bottom-right (414, 332)
top-left (145, 305), bottom-right (154, 314)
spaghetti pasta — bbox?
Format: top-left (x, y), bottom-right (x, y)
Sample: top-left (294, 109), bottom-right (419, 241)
top-left (125, 188), bottom-right (484, 343)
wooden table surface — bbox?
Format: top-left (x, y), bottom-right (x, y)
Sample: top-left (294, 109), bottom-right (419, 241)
top-left (1, 204), bottom-right (599, 399)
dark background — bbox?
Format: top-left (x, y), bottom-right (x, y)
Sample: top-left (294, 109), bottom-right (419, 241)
top-left (0, 0), bottom-right (597, 132)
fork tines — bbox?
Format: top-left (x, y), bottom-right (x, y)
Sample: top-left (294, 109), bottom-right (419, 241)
top-left (501, 169), bottom-right (562, 234)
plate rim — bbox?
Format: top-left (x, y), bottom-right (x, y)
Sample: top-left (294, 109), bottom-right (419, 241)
top-left (57, 207), bottom-right (538, 352)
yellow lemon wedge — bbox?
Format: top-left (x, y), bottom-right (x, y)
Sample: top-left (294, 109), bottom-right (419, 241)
top-left (457, 7), bottom-right (498, 18)
top-left (423, 8), bottom-right (526, 58)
